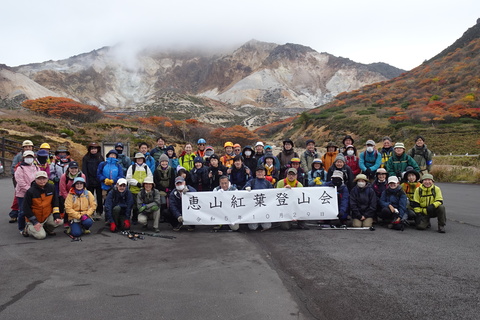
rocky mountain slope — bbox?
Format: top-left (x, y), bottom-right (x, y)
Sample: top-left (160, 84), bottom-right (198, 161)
top-left (1, 40), bottom-right (403, 126)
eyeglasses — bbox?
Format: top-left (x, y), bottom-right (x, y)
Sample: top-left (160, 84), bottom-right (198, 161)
top-left (234, 149), bottom-right (241, 152)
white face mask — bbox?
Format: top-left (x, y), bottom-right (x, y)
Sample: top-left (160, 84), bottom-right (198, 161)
top-left (244, 151), bottom-right (252, 156)
top-left (24, 157), bottom-right (34, 164)
top-left (346, 150), bottom-right (354, 156)
top-left (366, 147), bottom-right (374, 153)
top-left (176, 185), bottom-right (185, 191)
top-left (357, 181), bottom-right (366, 188)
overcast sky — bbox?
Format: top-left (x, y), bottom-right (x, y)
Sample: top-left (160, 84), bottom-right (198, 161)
top-left (1, 0), bottom-right (479, 70)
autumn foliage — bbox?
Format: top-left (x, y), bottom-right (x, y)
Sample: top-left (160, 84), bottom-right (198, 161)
top-left (22, 96), bottom-right (102, 122)
top-left (209, 125), bottom-right (260, 147)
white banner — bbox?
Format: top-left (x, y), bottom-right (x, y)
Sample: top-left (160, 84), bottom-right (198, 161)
top-left (182, 187), bottom-right (339, 225)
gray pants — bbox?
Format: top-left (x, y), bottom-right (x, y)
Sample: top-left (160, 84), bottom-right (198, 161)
top-left (26, 214), bottom-right (62, 240)
top-left (138, 208), bottom-right (161, 229)
top-left (416, 205), bottom-right (446, 230)
top-left (248, 223), bottom-right (272, 231)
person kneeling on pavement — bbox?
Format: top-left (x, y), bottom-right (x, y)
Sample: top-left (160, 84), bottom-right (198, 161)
top-left (170, 176), bottom-right (197, 231)
top-left (244, 166), bottom-right (273, 231)
top-left (349, 174), bottom-right (376, 228)
top-left (64, 177), bottom-right (96, 237)
top-left (411, 174), bottom-right (446, 233)
top-left (323, 170), bottom-right (349, 226)
top-left (276, 168), bottom-right (308, 230)
top-left (105, 178), bottom-right (134, 232)
top-left (22, 171), bottom-right (63, 239)
top-left (137, 177), bottom-right (161, 233)
top-left (379, 176), bottom-right (407, 230)
top-left (212, 175), bottom-right (240, 231)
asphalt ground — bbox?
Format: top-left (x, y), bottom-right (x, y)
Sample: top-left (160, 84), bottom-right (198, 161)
top-left (1, 177), bottom-right (479, 320)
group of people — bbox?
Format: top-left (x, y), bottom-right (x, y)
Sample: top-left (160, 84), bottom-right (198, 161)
top-left (8, 134), bottom-right (447, 240)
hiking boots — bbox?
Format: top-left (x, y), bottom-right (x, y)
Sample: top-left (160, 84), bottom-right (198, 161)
top-left (438, 225), bottom-right (446, 233)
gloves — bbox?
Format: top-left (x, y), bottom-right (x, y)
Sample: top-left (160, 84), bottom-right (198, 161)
top-left (177, 216), bottom-right (183, 223)
top-left (150, 205), bottom-right (159, 211)
top-left (245, 187), bottom-right (251, 192)
top-left (53, 177), bottom-right (60, 183)
top-left (81, 214), bottom-right (89, 221)
top-left (182, 187), bottom-right (188, 194)
top-left (104, 178), bottom-right (114, 186)
top-left (426, 204), bottom-right (435, 215)
top-left (110, 222), bottom-right (117, 232)
top-left (130, 179), bottom-right (138, 186)
top-left (137, 182), bottom-right (142, 188)
top-left (124, 219), bottom-right (131, 229)
top-left (139, 205), bottom-right (146, 213)
top-left (314, 177), bottom-right (322, 185)
top-left (265, 176), bottom-right (273, 183)
top-left (365, 168), bottom-right (372, 176)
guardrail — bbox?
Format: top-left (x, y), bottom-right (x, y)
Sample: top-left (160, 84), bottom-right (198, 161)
top-left (0, 137), bottom-right (23, 176)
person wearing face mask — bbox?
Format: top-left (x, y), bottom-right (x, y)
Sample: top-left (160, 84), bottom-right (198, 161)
top-left (379, 176), bottom-right (407, 230)
top-left (344, 145), bottom-right (361, 176)
top-left (349, 174), bottom-right (377, 228)
top-left (35, 149), bottom-right (51, 177)
top-left (323, 170), bottom-right (349, 226)
top-left (97, 150), bottom-right (125, 207)
top-left (170, 176), bottom-right (197, 231)
top-left (105, 179), bottom-right (133, 232)
top-left (411, 174), bottom-right (446, 233)
top-left (359, 140), bottom-right (382, 180)
top-left (203, 146), bottom-right (215, 167)
top-left (64, 177), bottom-right (96, 237)
top-left (241, 146), bottom-right (256, 174)
top-left (15, 150), bottom-right (40, 234)
top-left (114, 142), bottom-right (131, 176)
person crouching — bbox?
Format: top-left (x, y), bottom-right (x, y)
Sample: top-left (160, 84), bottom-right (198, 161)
top-left (64, 177), bottom-right (96, 237)
top-left (105, 178), bottom-right (133, 232)
top-left (137, 177), bottom-right (161, 233)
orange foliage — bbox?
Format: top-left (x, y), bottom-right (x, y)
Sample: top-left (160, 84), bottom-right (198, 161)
top-left (22, 96), bottom-right (102, 122)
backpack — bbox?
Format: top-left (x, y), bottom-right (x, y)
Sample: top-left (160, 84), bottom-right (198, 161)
top-left (411, 147), bottom-right (429, 163)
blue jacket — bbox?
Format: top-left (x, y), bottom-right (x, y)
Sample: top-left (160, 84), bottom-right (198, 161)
top-left (380, 186), bottom-right (407, 220)
top-left (307, 169), bottom-right (327, 186)
top-left (97, 158), bottom-right (125, 191)
top-left (359, 150), bottom-right (382, 172)
top-left (169, 186), bottom-right (197, 218)
top-left (323, 182), bottom-right (349, 219)
top-left (104, 187), bottom-right (134, 222)
top-left (229, 164), bottom-right (251, 190)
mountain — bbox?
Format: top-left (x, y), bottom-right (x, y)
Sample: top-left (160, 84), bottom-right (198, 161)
top-left (255, 20), bottom-right (480, 154)
top-left (1, 40), bottom-right (404, 126)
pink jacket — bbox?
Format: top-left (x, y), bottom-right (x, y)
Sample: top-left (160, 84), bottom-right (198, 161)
top-left (14, 163), bottom-right (40, 197)
top-left (59, 172), bottom-right (86, 199)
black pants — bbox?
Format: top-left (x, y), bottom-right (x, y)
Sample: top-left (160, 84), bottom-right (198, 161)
top-left (87, 186), bottom-right (103, 214)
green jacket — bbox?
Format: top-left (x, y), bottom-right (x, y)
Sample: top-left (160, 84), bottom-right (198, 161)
top-left (385, 153), bottom-right (420, 177)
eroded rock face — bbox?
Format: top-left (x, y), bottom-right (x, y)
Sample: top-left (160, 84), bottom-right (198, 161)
top-left (4, 40), bottom-right (403, 126)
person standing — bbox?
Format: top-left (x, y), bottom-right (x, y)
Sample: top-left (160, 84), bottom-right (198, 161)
top-left (22, 171), bottom-right (62, 239)
top-left (15, 150), bottom-right (40, 234)
top-left (126, 153), bottom-right (153, 224)
top-left (151, 137), bottom-right (167, 165)
top-left (359, 140), bottom-right (382, 180)
top-left (301, 139), bottom-right (319, 173)
top-left (385, 142), bottom-right (420, 179)
top-left (276, 168), bottom-right (308, 230)
top-left (379, 136), bottom-right (394, 168)
top-left (179, 143), bottom-right (196, 172)
top-left (277, 139), bottom-right (299, 179)
top-left (115, 142), bottom-right (131, 176)
top-left (82, 142), bottom-right (104, 219)
top-left (407, 136), bottom-right (433, 175)
top-left (321, 141), bottom-right (338, 172)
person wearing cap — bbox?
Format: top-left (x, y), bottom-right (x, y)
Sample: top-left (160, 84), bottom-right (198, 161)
top-left (153, 154), bottom-right (176, 217)
top-left (341, 135), bottom-right (355, 155)
top-left (385, 142), bottom-right (420, 179)
top-left (169, 176), bottom-right (197, 231)
top-left (277, 139), bottom-right (299, 180)
top-left (114, 142), bottom-right (131, 175)
top-left (276, 168), bottom-right (308, 230)
top-left (256, 145), bottom-right (280, 172)
top-left (151, 137), bottom-right (167, 164)
top-left (82, 142), bottom-right (104, 218)
top-left (349, 174), bottom-right (377, 228)
top-left (22, 171), bottom-right (62, 239)
top-left (254, 141), bottom-right (265, 159)
top-left (126, 152), bottom-right (153, 224)
top-left (11, 140), bottom-right (35, 181)
top-left (165, 145), bottom-right (179, 169)
top-left (220, 141), bottom-right (235, 168)
top-left (137, 177), bottom-right (162, 233)
top-left (321, 141), bottom-right (338, 172)
top-left (50, 145), bottom-right (73, 186)
top-left (226, 155), bottom-right (251, 190)
top-left (411, 174), bottom-right (446, 233)
top-left (35, 149), bottom-right (51, 177)
top-left (59, 161), bottom-right (86, 226)
top-left (401, 167), bottom-right (421, 221)
top-left (203, 146), bottom-right (215, 167)
top-left (14, 150), bottom-right (40, 232)
top-left (323, 170), bottom-right (349, 225)
top-left (359, 140), bottom-right (382, 180)
top-left (104, 178), bottom-right (134, 232)
top-left (307, 159), bottom-right (327, 186)
top-left (208, 154), bottom-right (228, 191)
top-left (64, 177), bottom-right (96, 237)
top-left (242, 145), bottom-right (256, 174)
top-left (407, 136), bottom-right (433, 175)
top-left (138, 142), bottom-right (156, 174)
top-left (301, 139), bottom-right (320, 174)
top-left (195, 138), bottom-right (207, 158)
top-left (39, 143), bottom-right (54, 163)
top-left (212, 176), bottom-right (240, 231)
top-left (244, 166), bottom-right (273, 231)
top-left (372, 168), bottom-right (389, 214)
top-left (344, 145), bottom-right (361, 176)
top-left (97, 149), bottom-right (125, 200)
top-left (189, 156), bottom-right (210, 191)
top-left (287, 157), bottom-right (306, 186)
top-left (379, 136), bottom-right (394, 168)
top-left (233, 144), bottom-right (242, 156)
top-left (326, 153), bottom-right (355, 190)
top-left (179, 143), bottom-right (196, 172)
top-left (379, 176), bottom-right (408, 230)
